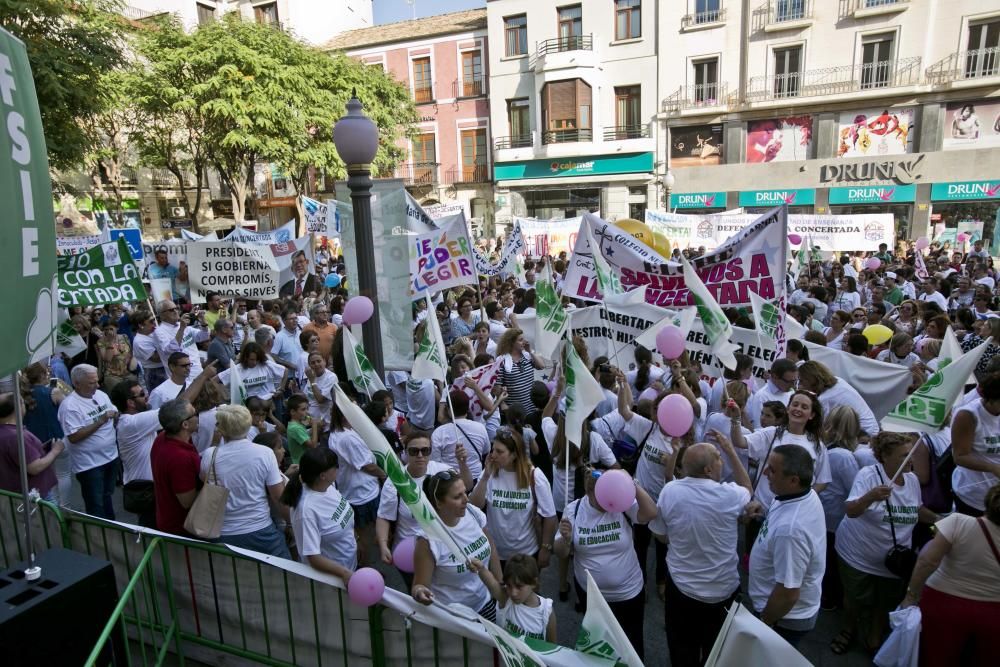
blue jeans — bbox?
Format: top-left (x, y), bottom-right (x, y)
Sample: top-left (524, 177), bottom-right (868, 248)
top-left (220, 523), bottom-right (291, 559)
top-left (76, 459), bottom-right (118, 520)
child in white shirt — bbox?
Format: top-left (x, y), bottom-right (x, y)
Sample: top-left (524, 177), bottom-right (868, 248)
top-left (470, 554), bottom-right (556, 643)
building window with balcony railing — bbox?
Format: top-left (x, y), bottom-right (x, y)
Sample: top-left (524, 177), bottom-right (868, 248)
top-left (614, 0), bottom-right (640, 40)
top-left (966, 20), bottom-right (1000, 79)
top-left (773, 45), bottom-right (801, 98)
top-left (610, 85), bottom-right (642, 139)
top-left (460, 129), bottom-right (488, 183)
top-left (861, 33), bottom-right (895, 89)
top-left (504, 14), bottom-right (528, 57)
top-left (502, 98), bottom-right (532, 148)
top-left (693, 58), bottom-right (719, 104)
top-left (558, 4), bottom-right (583, 46)
top-left (695, 0), bottom-right (722, 24)
top-left (196, 2), bottom-right (215, 24)
top-left (410, 133), bottom-right (436, 185)
top-left (774, 0), bottom-right (805, 22)
top-left (542, 79), bottom-right (592, 144)
top-left (254, 2), bottom-right (278, 25)
top-left (461, 51), bottom-right (484, 97)
top-left (412, 57), bottom-right (432, 103)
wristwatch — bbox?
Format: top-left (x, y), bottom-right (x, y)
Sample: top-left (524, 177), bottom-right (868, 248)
top-left (540, 543), bottom-right (552, 551)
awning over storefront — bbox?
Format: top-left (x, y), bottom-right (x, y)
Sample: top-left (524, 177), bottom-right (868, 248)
top-left (493, 151), bottom-right (654, 181)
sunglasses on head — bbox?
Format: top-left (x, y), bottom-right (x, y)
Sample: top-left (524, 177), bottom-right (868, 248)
top-left (431, 469), bottom-right (460, 498)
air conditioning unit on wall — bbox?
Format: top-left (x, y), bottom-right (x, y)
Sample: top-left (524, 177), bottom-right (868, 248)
top-left (170, 206), bottom-right (186, 218)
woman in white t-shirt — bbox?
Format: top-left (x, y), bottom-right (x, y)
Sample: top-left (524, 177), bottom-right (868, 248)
top-left (727, 390), bottom-right (832, 512)
top-left (554, 465), bottom-right (658, 662)
top-left (199, 404), bottom-right (289, 558)
top-left (295, 330), bottom-right (321, 386)
top-left (469, 427), bottom-right (557, 568)
top-left (832, 432), bottom-right (936, 655)
top-left (824, 310), bottom-right (851, 350)
top-left (625, 346), bottom-right (666, 398)
top-left (376, 432), bottom-right (451, 587)
top-left (412, 469), bottom-right (502, 620)
top-left (951, 374), bottom-right (1000, 516)
top-left (281, 447), bottom-right (356, 583)
top-left (302, 353), bottom-right (337, 422)
top-left (216, 342), bottom-right (286, 400)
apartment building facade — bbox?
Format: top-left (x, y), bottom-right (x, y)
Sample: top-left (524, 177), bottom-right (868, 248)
top-left (658, 0), bottom-right (1000, 243)
top-left (326, 10), bottom-right (495, 236)
top-left (486, 0), bottom-right (658, 231)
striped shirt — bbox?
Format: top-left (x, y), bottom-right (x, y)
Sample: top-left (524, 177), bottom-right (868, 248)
top-left (498, 354), bottom-right (537, 416)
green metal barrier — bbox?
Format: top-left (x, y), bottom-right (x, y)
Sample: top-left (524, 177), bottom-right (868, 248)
top-left (0, 490), bottom-right (490, 667)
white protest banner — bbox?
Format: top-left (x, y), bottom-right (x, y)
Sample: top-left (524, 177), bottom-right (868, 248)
top-left (565, 208), bottom-right (787, 310)
top-left (474, 219), bottom-right (525, 277)
top-left (404, 191), bottom-right (440, 232)
top-left (187, 241), bottom-right (279, 303)
top-left (140, 239), bottom-right (188, 281)
top-left (180, 228), bottom-right (204, 241)
top-left (706, 603), bottom-right (811, 667)
top-left (324, 199), bottom-right (352, 238)
top-left (223, 219), bottom-right (296, 243)
top-left (519, 215), bottom-right (582, 257)
top-left (302, 196), bottom-right (328, 235)
top-left (804, 342), bottom-right (913, 421)
top-left (56, 233), bottom-right (105, 256)
top-left (409, 216), bottom-right (477, 300)
top-left (422, 201), bottom-right (469, 221)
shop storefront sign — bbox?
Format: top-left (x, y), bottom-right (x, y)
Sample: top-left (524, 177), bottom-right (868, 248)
top-left (828, 184), bottom-right (916, 205)
top-left (819, 155), bottom-right (924, 185)
top-left (258, 196), bottom-right (297, 209)
top-left (670, 191), bottom-right (727, 209)
top-left (930, 180), bottom-right (1000, 201)
top-left (493, 152), bottom-right (654, 180)
top-left (738, 188), bottom-right (815, 207)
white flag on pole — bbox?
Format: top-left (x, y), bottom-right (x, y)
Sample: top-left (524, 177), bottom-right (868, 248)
top-left (412, 294), bottom-right (448, 383)
top-left (575, 571), bottom-right (643, 667)
top-left (681, 254), bottom-right (740, 370)
top-left (342, 326), bottom-right (386, 396)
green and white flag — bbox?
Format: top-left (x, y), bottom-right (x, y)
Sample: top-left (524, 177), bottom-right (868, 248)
top-left (343, 326), bottom-right (386, 397)
top-left (479, 614), bottom-right (547, 667)
top-left (57, 236), bottom-right (147, 307)
top-left (748, 290), bottom-right (791, 357)
top-left (229, 360), bottom-right (247, 406)
top-left (634, 306), bottom-right (696, 354)
top-left (940, 325), bottom-right (964, 365)
top-left (881, 337), bottom-right (992, 434)
top-left (576, 570), bottom-right (643, 666)
top-left (564, 343), bottom-right (604, 447)
top-left (53, 315), bottom-right (86, 359)
top-left (333, 384), bottom-right (466, 562)
top-left (534, 262), bottom-right (568, 361)
top-left (586, 224), bottom-right (624, 297)
top-left (412, 294), bottom-right (448, 383)
top-left (0, 27), bottom-right (59, 377)
top-left (681, 255), bottom-right (740, 370)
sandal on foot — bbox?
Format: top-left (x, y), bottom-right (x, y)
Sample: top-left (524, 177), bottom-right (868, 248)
top-left (830, 629), bottom-right (854, 655)
top-left (559, 585), bottom-right (570, 602)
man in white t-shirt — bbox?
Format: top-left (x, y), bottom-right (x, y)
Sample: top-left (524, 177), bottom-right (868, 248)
top-left (746, 359), bottom-right (797, 429)
top-left (110, 365), bottom-right (216, 526)
top-left (57, 364), bottom-right (119, 519)
top-left (131, 311), bottom-right (166, 390)
top-left (651, 437), bottom-right (760, 666)
top-left (749, 445), bottom-right (826, 648)
top-left (406, 378), bottom-right (438, 430)
top-left (917, 278), bottom-right (949, 312)
top-left (153, 300), bottom-right (205, 377)
top-left (150, 352), bottom-right (195, 409)
top-left (432, 391), bottom-right (490, 481)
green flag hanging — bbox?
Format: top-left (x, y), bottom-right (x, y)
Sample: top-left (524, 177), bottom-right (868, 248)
top-left (0, 28), bottom-right (59, 376)
top-left (57, 236), bottom-right (147, 307)
top-left (534, 263), bottom-right (568, 361)
top-left (343, 326), bottom-right (386, 397)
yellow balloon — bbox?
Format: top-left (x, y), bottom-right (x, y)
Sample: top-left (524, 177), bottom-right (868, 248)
top-left (614, 218), bottom-right (655, 248)
top-left (862, 324), bottom-right (893, 346)
top-left (651, 231), bottom-right (672, 257)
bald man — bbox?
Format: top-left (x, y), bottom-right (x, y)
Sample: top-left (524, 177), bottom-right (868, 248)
top-left (651, 434), bottom-right (760, 666)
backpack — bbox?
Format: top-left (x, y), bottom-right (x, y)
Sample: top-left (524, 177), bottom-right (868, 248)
top-left (608, 417), bottom-right (655, 476)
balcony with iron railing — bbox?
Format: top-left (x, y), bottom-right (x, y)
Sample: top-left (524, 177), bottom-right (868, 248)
top-left (535, 34), bottom-right (597, 73)
top-left (99, 165), bottom-right (138, 188)
top-left (662, 83), bottom-right (732, 113)
top-left (682, 6), bottom-right (727, 29)
top-left (746, 57), bottom-right (922, 103)
top-left (926, 47), bottom-right (1000, 85)
top-left (542, 128), bottom-right (593, 145)
top-left (454, 77), bottom-right (486, 99)
top-left (394, 162), bottom-right (439, 187)
top-left (537, 34), bottom-right (593, 56)
top-left (603, 124), bottom-right (649, 141)
top-left (150, 167), bottom-right (197, 189)
top-left (447, 164), bottom-right (490, 184)
top-left (762, 0), bottom-right (813, 31)
top-left (495, 135), bottom-right (533, 150)
top-left (120, 5), bottom-right (166, 21)
top-left (848, 0), bottom-right (910, 18)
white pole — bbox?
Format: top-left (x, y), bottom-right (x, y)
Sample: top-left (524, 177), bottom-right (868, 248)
top-left (13, 372), bottom-right (40, 580)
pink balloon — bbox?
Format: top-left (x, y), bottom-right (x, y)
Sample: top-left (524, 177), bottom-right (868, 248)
top-left (342, 296), bottom-right (374, 326)
top-left (594, 469), bottom-right (636, 513)
top-left (347, 567), bottom-right (385, 607)
top-left (657, 394), bottom-right (694, 438)
top-left (787, 233), bottom-right (802, 245)
top-left (392, 537), bottom-right (416, 573)
top-left (865, 257), bottom-right (881, 271)
top-left (915, 237), bottom-right (929, 251)
top-left (957, 232), bottom-right (969, 243)
top-left (656, 325), bottom-right (685, 360)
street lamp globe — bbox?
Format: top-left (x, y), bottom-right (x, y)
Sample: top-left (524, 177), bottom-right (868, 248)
top-left (333, 93), bottom-right (378, 166)
top-left (663, 170), bottom-right (676, 190)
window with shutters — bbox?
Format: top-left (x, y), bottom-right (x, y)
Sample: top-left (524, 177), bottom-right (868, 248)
top-left (966, 19), bottom-right (1000, 78)
top-left (504, 15), bottom-right (528, 57)
top-left (613, 86), bottom-right (642, 139)
top-left (558, 5), bottom-right (583, 50)
top-left (541, 79), bottom-right (592, 144)
top-left (507, 99), bottom-right (532, 147)
top-left (460, 129), bottom-right (488, 182)
top-left (462, 51), bottom-right (484, 97)
top-left (861, 33), bottom-right (894, 89)
top-left (254, 2), bottom-right (278, 25)
top-left (197, 3), bottom-right (216, 24)
top-left (614, 0), bottom-right (640, 40)
top-left (411, 134), bottom-right (436, 184)
top-left (412, 57), bottom-right (432, 103)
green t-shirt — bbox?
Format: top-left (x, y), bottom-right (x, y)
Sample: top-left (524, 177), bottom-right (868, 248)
top-left (885, 287), bottom-right (904, 306)
top-left (287, 421), bottom-right (310, 464)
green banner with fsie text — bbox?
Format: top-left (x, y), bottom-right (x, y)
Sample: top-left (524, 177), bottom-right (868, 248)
top-left (58, 237), bottom-right (147, 306)
top-left (0, 28), bottom-right (59, 376)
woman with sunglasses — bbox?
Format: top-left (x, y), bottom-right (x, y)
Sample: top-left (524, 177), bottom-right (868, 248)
top-left (412, 469), bottom-right (502, 620)
top-left (376, 432), bottom-right (452, 587)
top-left (554, 464), bottom-right (658, 660)
top-left (469, 427), bottom-right (557, 571)
top-left (888, 300), bottom-right (919, 337)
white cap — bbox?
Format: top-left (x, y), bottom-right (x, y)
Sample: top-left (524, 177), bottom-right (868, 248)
top-left (885, 272), bottom-right (897, 280)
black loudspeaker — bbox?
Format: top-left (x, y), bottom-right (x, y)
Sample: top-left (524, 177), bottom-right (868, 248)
top-left (0, 548), bottom-right (123, 666)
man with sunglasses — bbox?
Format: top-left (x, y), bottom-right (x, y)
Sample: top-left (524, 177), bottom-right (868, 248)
top-left (149, 353), bottom-right (196, 409)
top-left (110, 364), bottom-right (216, 527)
top-left (746, 359), bottom-right (798, 430)
top-left (153, 299), bottom-right (205, 379)
top-left (131, 310), bottom-right (166, 391)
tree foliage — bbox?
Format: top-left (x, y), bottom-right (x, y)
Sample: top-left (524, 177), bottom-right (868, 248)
top-left (0, 0), bottom-right (126, 171)
top-left (129, 14), bottom-right (416, 222)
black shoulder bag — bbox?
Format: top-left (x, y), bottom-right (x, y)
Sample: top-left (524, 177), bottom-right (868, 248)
top-left (876, 467), bottom-right (918, 580)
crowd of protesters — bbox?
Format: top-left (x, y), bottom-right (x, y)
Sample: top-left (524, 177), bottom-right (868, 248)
top-left (2, 234), bottom-right (999, 666)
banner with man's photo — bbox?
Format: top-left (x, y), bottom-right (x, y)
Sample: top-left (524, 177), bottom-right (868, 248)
top-left (942, 99), bottom-right (1000, 150)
